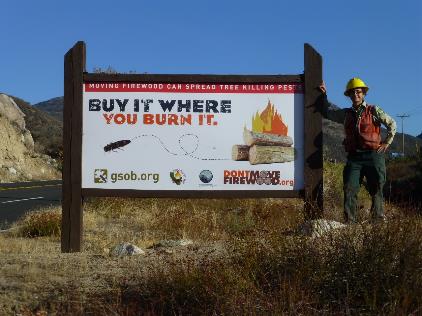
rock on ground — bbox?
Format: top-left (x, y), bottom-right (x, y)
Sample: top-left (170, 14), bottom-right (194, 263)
top-left (297, 219), bottom-right (346, 238)
top-left (110, 243), bottom-right (145, 257)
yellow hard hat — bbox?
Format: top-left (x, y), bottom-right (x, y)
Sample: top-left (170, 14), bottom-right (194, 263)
top-left (344, 77), bottom-right (369, 96)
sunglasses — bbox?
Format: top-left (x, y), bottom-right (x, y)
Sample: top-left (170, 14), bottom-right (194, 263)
top-left (349, 89), bottom-right (363, 96)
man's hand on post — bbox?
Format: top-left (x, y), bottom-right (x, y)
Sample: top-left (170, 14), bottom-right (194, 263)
top-left (319, 81), bottom-right (327, 94)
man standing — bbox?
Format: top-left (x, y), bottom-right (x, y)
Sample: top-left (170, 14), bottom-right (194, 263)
top-left (320, 78), bottom-right (396, 223)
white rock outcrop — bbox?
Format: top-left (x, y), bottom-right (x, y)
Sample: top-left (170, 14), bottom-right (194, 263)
top-left (0, 94), bottom-right (34, 153)
top-left (0, 94), bottom-right (60, 182)
top-left (0, 94), bottom-right (27, 130)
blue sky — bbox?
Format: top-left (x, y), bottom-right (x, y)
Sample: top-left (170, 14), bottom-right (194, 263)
top-left (1, 0), bottom-right (421, 136)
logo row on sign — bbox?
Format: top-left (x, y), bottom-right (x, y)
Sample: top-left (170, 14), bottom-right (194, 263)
top-left (93, 169), bottom-right (295, 187)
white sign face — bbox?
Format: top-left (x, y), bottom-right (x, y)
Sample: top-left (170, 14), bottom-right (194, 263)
top-left (82, 82), bottom-right (304, 191)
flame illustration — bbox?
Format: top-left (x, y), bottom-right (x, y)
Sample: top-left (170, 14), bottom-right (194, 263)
top-left (252, 100), bottom-right (288, 136)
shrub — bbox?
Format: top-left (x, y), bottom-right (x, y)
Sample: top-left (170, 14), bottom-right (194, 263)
top-left (17, 208), bottom-right (61, 237)
top-left (231, 217), bottom-right (422, 314)
top-left (386, 158), bottom-right (422, 209)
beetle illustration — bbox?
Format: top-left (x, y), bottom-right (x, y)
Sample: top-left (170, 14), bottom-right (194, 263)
top-left (104, 139), bottom-right (131, 152)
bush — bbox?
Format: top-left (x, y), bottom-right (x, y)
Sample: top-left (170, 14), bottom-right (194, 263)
top-left (231, 217), bottom-right (422, 314)
top-left (386, 158), bottom-right (422, 209)
top-left (17, 208), bottom-right (61, 237)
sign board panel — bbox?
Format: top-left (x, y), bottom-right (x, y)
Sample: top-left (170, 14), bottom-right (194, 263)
top-left (82, 82), bottom-right (304, 191)
top-left (62, 42), bottom-right (323, 252)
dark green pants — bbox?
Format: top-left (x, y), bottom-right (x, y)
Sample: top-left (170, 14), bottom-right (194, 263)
top-left (343, 151), bottom-right (386, 223)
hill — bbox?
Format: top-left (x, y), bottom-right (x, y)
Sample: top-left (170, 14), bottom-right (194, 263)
top-left (11, 96), bottom-right (63, 159)
top-left (33, 96), bottom-right (63, 121)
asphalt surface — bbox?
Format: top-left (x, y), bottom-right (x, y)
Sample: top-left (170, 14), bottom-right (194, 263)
top-left (0, 180), bottom-right (62, 229)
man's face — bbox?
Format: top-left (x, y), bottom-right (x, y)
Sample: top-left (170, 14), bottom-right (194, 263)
top-left (349, 88), bottom-right (364, 105)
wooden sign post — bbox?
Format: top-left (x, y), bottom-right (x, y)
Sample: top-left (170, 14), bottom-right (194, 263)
top-left (304, 43), bottom-right (324, 219)
top-left (62, 42), bottom-right (85, 252)
top-left (62, 41), bottom-right (323, 252)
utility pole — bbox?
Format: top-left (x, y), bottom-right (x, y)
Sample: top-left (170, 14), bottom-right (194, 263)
top-left (396, 114), bottom-right (410, 156)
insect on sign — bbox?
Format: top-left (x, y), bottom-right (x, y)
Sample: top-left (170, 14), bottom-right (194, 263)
top-left (103, 139), bottom-right (131, 152)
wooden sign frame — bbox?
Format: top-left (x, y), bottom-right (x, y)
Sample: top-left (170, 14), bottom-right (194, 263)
top-left (62, 41), bottom-right (323, 252)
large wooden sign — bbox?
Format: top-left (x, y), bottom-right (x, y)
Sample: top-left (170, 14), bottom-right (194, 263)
top-left (62, 41), bottom-right (323, 252)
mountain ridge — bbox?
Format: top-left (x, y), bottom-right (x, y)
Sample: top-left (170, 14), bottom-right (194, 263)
top-left (33, 96), bottom-right (63, 121)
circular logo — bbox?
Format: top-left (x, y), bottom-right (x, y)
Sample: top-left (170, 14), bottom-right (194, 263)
top-left (199, 170), bottom-right (213, 183)
top-left (170, 169), bottom-right (186, 185)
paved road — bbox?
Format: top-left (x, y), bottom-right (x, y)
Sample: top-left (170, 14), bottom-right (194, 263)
top-left (0, 180), bottom-right (62, 229)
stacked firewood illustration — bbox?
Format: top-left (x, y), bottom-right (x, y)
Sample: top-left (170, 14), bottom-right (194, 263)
top-left (232, 128), bottom-right (295, 165)
top-left (232, 101), bottom-right (295, 165)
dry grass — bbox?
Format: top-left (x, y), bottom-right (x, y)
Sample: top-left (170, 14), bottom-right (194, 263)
top-left (82, 197), bottom-right (303, 253)
top-left (0, 163), bottom-right (420, 315)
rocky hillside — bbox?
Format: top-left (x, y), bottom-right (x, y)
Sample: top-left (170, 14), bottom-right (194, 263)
top-left (12, 96), bottom-right (63, 159)
top-left (0, 94), bottom-right (60, 182)
top-left (323, 118), bottom-right (346, 162)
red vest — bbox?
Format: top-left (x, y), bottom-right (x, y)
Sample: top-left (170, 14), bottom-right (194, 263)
top-left (343, 105), bottom-right (381, 152)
